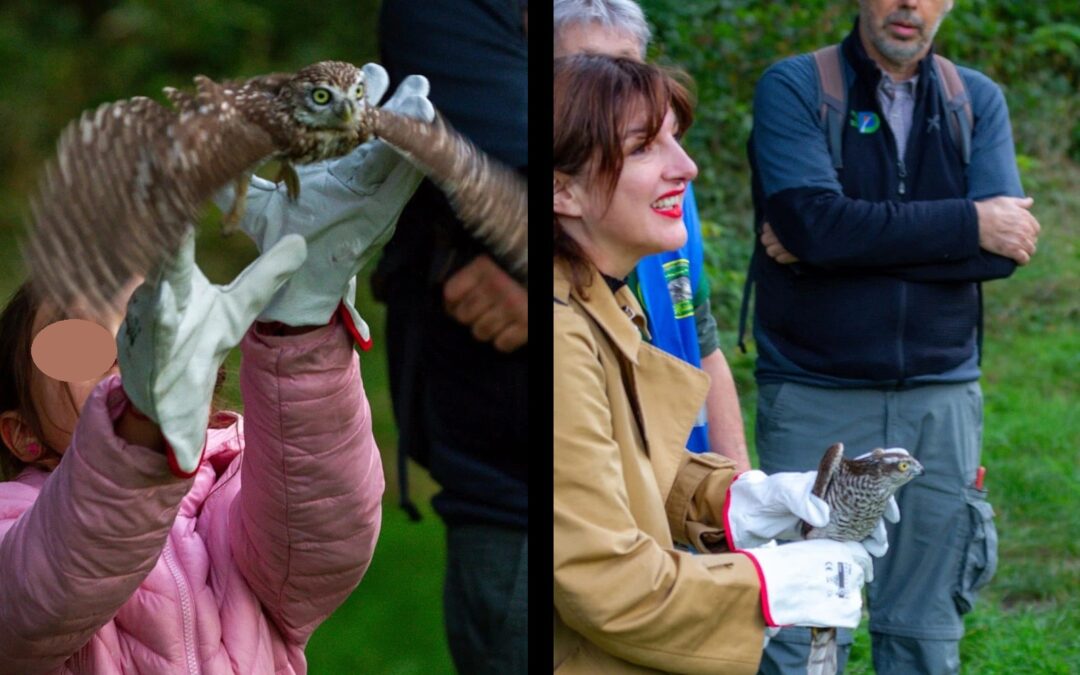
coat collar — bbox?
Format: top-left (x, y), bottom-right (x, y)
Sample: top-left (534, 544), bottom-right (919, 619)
top-left (554, 260), bottom-right (652, 364)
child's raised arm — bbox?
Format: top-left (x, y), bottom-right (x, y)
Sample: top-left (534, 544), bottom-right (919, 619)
top-left (0, 228), bottom-right (305, 670)
top-left (200, 75), bottom-right (429, 639)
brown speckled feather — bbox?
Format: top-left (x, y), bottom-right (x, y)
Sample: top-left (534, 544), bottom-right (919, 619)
top-left (372, 109), bottom-right (528, 285)
top-left (24, 63), bottom-right (365, 318)
top-left (26, 91), bottom-right (276, 315)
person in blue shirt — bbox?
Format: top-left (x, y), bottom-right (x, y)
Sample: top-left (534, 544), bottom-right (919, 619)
top-left (555, 0), bottom-right (750, 470)
top-left (746, 1), bottom-right (1040, 673)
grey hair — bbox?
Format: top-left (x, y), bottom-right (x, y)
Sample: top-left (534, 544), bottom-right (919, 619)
top-left (553, 0), bottom-right (651, 57)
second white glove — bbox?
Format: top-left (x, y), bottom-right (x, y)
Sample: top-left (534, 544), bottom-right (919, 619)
top-left (117, 229), bottom-right (307, 476)
top-left (742, 539), bottom-right (872, 628)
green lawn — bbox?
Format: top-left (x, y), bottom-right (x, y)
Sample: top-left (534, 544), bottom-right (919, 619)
top-left (724, 160), bottom-right (1080, 672)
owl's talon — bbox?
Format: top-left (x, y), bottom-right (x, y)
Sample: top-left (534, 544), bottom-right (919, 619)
top-left (277, 163), bottom-right (301, 202)
top-left (221, 175), bottom-right (250, 236)
top-left (220, 208), bottom-right (242, 236)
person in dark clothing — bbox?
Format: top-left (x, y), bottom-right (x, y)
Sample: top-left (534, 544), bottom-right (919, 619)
top-left (374, 1), bottom-right (528, 673)
top-left (745, 1), bottom-right (1039, 673)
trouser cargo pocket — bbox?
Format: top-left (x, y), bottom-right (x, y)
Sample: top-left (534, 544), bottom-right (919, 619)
top-left (953, 486), bottom-right (998, 614)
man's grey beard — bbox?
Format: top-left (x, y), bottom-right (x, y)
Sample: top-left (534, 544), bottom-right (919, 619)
top-left (866, 9), bottom-right (948, 67)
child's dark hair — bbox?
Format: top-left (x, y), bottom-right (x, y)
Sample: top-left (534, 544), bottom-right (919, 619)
top-left (0, 283), bottom-right (61, 479)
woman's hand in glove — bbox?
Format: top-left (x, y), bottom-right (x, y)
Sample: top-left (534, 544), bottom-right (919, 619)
top-left (741, 539), bottom-right (873, 628)
top-left (723, 470), bottom-right (831, 551)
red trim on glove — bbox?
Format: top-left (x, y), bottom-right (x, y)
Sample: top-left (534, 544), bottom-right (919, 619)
top-left (723, 470), bottom-right (748, 553)
top-left (737, 550), bottom-right (782, 628)
top-left (165, 438), bottom-right (204, 479)
top-left (337, 302), bottom-right (372, 351)
top-left (121, 398), bottom-right (203, 479)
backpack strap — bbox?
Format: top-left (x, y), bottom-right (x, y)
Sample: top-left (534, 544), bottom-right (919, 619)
top-left (736, 45), bottom-right (844, 349)
top-left (933, 54), bottom-right (973, 165)
top-left (813, 45), bottom-right (847, 170)
top-left (735, 246), bottom-right (757, 353)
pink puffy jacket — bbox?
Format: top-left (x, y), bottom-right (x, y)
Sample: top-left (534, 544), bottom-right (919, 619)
top-left (0, 321), bottom-right (384, 674)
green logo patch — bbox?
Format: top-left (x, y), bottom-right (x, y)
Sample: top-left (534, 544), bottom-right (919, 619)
top-left (850, 111), bottom-right (881, 134)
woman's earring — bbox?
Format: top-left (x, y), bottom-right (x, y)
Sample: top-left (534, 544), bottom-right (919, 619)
top-left (25, 441), bottom-right (41, 458)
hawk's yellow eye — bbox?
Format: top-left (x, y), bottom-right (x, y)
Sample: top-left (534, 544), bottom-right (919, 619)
top-left (312, 88), bottom-right (331, 105)
top-left (898, 461), bottom-right (910, 471)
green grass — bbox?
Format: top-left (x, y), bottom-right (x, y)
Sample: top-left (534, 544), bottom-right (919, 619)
top-left (726, 160), bottom-right (1080, 671)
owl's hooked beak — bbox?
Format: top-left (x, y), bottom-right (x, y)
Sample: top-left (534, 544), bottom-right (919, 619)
top-left (335, 98), bottom-right (357, 126)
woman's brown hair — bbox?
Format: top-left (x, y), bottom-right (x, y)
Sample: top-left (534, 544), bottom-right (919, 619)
top-left (553, 54), bottom-right (695, 296)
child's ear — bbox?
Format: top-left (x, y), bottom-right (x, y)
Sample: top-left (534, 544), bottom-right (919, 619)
top-left (554, 171), bottom-right (584, 219)
top-left (0, 411), bottom-right (39, 463)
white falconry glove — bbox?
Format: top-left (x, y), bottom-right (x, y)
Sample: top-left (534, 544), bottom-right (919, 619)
top-left (214, 63), bottom-right (435, 348)
top-left (723, 470), bottom-right (831, 551)
top-left (117, 228), bottom-right (307, 476)
top-left (741, 539), bottom-right (873, 628)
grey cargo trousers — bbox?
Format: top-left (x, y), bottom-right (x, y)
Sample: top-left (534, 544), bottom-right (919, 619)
top-left (754, 381), bottom-right (998, 675)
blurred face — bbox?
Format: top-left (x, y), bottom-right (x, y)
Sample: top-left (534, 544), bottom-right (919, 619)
top-left (555, 22), bottom-right (643, 60)
top-left (27, 299), bottom-right (128, 460)
top-left (555, 105), bottom-right (698, 278)
top-left (16, 278), bottom-right (141, 463)
top-left (858, 0), bottom-right (954, 74)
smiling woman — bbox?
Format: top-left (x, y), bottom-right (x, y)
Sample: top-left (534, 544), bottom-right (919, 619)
top-left (553, 54), bottom-right (696, 294)
top-left (552, 54), bottom-right (879, 674)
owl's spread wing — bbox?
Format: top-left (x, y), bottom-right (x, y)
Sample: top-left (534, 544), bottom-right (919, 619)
top-left (221, 72), bottom-right (293, 94)
top-left (372, 109), bottom-right (528, 284)
top-left (25, 76), bottom-right (277, 317)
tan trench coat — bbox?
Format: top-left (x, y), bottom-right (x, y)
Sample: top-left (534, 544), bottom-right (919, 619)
top-left (554, 261), bottom-right (766, 674)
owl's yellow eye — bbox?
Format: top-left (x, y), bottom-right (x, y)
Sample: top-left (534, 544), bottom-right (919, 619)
top-left (355, 85), bottom-right (365, 100)
top-left (311, 88), bottom-right (331, 105)
top-left (898, 461), bottom-right (910, 471)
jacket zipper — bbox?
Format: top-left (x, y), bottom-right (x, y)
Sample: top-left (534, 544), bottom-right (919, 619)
top-left (162, 542), bottom-right (200, 674)
top-left (894, 145), bottom-right (908, 382)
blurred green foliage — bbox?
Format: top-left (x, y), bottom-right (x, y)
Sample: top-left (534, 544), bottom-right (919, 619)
top-left (638, 0), bottom-right (1080, 334)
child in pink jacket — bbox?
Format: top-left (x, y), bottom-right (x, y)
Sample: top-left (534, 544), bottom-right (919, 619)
top-left (0, 66), bottom-right (429, 674)
top-left (0, 231), bottom-right (384, 673)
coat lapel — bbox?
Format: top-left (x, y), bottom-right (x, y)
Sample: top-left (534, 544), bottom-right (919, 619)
top-left (561, 263), bottom-right (710, 502)
top-left (634, 343), bottom-right (709, 501)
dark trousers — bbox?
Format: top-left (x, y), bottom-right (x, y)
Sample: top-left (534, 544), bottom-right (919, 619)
top-left (444, 523), bottom-right (528, 674)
